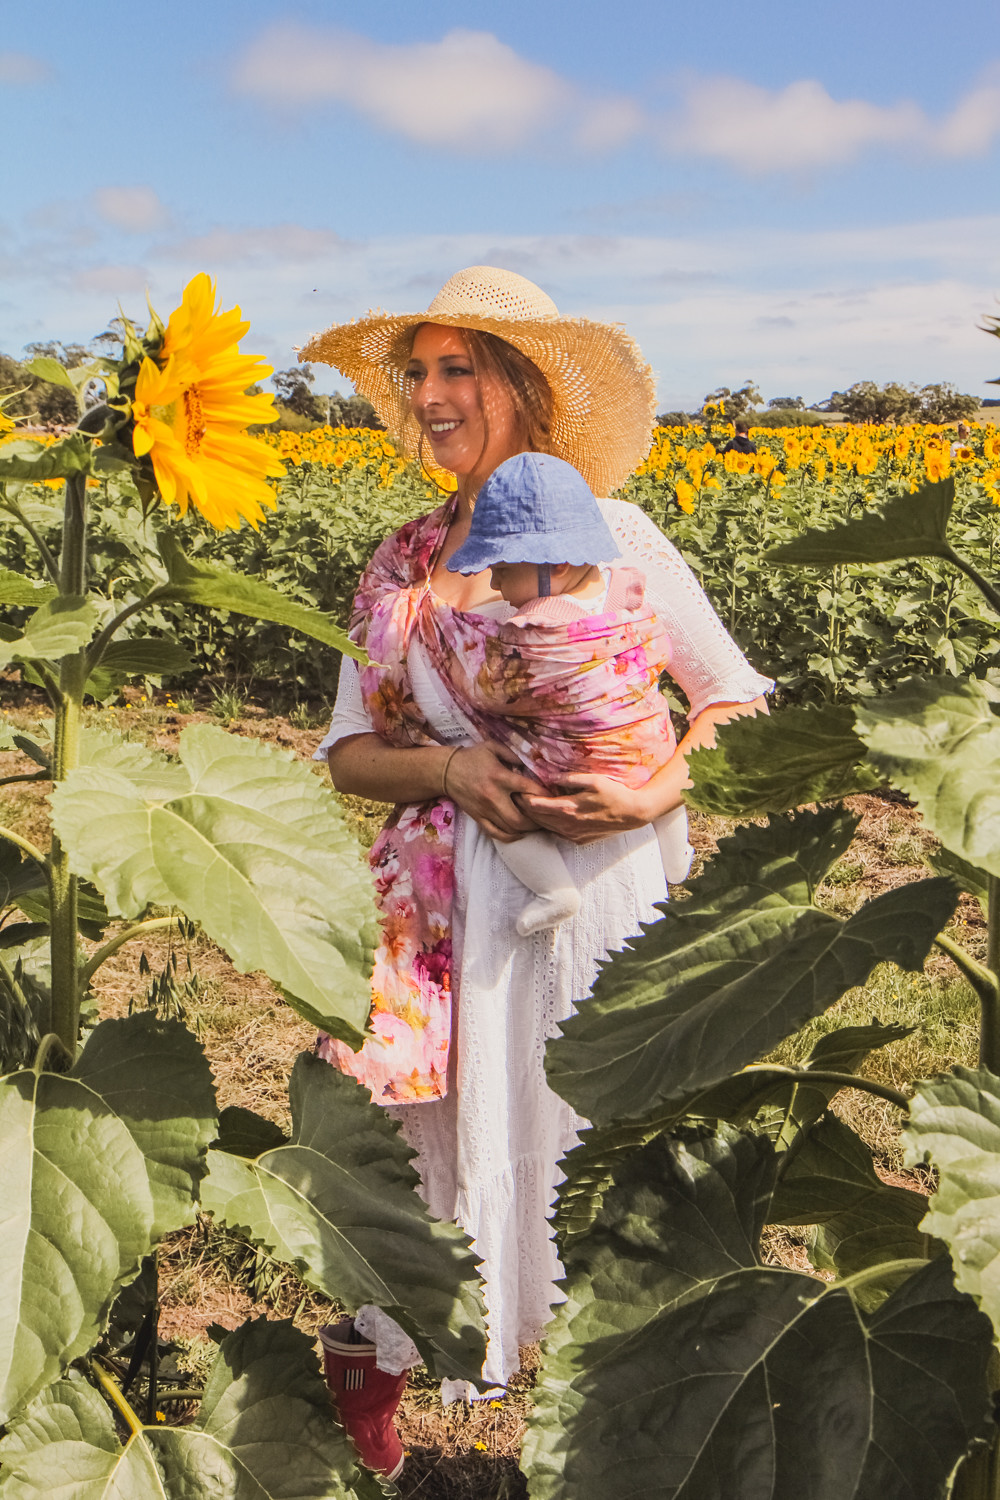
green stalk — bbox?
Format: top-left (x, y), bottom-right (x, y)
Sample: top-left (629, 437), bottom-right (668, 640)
top-left (985, 877), bottom-right (1000, 1075)
top-left (48, 471), bottom-right (88, 1055)
top-left (945, 543), bottom-right (1000, 618)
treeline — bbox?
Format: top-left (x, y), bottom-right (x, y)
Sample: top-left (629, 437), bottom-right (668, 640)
top-left (0, 342), bottom-right (384, 432)
top-left (1, 340), bottom-right (986, 434)
top-left (657, 378), bottom-right (984, 427)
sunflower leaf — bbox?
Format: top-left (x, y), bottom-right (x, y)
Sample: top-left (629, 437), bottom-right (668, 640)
top-left (202, 1053), bottom-right (488, 1383)
top-left (766, 477), bottom-right (956, 566)
top-left (156, 531), bottom-right (367, 662)
top-left (523, 1129), bottom-right (992, 1500)
top-left (51, 723), bottom-right (378, 1043)
top-left (0, 1320), bottom-right (381, 1499)
top-left (0, 596), bottom-right (98, 671)
top-left (686, 701), bottom-right (880, 817)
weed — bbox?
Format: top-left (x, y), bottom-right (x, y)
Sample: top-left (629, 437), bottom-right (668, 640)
top-left (175, 695), bottom-right (197, 715)
top-left (210, 687), bottom-right (246, 725)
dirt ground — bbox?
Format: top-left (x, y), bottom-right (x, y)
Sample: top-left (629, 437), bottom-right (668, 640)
top-left (0, 689), bottom-right (982, 1499)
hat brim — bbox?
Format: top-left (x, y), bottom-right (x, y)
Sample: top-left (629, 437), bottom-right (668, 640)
top-left (299, 307), bottom-right (657, 498)
top-left (446, 528), bottom-right (622, 576)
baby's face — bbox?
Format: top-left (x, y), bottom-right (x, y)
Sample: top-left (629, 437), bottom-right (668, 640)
top-left (489, 561), bottom-right (546, 607)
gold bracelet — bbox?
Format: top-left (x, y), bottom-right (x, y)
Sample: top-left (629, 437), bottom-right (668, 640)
top-left (440, 746), bottom-right (461, 798)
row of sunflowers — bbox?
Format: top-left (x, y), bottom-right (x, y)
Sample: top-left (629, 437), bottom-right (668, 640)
top-left (634, 420), bottom-right (1000, 512)
top-left (4, 389), bottom-right (998, 524)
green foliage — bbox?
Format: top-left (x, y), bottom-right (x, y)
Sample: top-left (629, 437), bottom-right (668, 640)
top-left (202, 1053), bottom-right (488, 1383)
top-left (0, 597), bottom-right (98, 671)
top-left (686, 701), bottom-right (880, 816)
top-left (0, 1319), bottom-right (386, 1499)
top-left (522, 1129), bottom-right (992, 1500)
top-left (767, 477), bottom-right (957, 567)
top-left (0, 1016), bottom-right (215, 1423)
top-left (50, 724), bottom-right (379, 1043)
top-left (546, 807), bottom-right (956, 1129)
top-left (903, 1066), bottom-right (1000, 1338)
top-left (856, 677), bottom-right (1000, 879)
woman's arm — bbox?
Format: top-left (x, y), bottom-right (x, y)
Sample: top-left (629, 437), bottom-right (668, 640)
top-left (520, 696), bottom-right (767, 843)
top-left (328, 735), bottom-right (542, 843)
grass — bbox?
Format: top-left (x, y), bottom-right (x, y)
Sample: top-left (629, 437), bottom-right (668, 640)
top-left (0, 690), bottom-right (991, 1498)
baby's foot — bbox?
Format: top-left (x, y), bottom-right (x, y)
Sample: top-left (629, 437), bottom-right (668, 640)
top-left (516, 888), bottom-right (582, 936)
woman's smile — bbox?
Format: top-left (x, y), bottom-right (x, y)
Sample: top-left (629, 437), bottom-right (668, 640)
top-left (404, 323), bottom-right (520, 488)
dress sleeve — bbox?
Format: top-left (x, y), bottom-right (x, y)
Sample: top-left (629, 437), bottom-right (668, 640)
top-left (601, 497), bottom-right (773, 718)
top-left (313, 658), bottom-right (375, 761)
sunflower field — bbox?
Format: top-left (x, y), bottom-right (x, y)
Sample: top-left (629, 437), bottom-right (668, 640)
top-left (3, 411), bottom-right (998, 707)
top-left (6, 279), bottom-right (1000, 1498)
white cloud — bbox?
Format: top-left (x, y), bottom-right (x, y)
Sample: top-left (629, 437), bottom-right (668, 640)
top-left (232, 24), bottom-right (573, 151)
top-left (667, 70), bottom-right (1000, 171)
top-left (0, 51), bottom-right (51, 86)
top-left (93, 186), bottom-right (169, 233)
top-left (161, 225), bottom-right (345, 266)
top-left (73, 264), bottom-right (149, 295)
top-left (230, 25), bottom-right (1000, 171)
top-left (3, 217), bottom-right (997, 407)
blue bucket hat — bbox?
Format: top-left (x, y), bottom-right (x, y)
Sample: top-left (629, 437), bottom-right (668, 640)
top-left (446, 453), bottom-right (621, 576)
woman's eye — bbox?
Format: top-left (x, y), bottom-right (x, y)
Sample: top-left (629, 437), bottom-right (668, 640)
top-left (403, 367), bottom-right (423, 384)
top-left (445, 364), bottom-right (472, 378)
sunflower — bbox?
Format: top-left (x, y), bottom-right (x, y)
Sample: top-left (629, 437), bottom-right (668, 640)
top-left (132, 275), bottom-right (285, 531)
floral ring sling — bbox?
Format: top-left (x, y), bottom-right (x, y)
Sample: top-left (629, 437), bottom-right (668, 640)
top-left (318, 496), bottom-right (674, 1104)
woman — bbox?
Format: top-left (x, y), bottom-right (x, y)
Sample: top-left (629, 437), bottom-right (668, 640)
top-left (303, 267), bottom-right (771, 1461)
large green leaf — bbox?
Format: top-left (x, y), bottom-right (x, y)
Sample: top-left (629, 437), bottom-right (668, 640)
top-left (0, 571), bottom-right (56, 609)
top-left (22, 356), bottom-right (75, 390)
top-left (0, 1319), bottom-right (387, 1499)
top-left (0, 434), bottom-right (93, 483)
top-left (903, 1066), bottom-right (1000, 1339)
top-left (202, 1052), bottom-right (487, 1383)
top-left (546, 806), bottom-right (956, 1128)
top-left (552, 1019), bottom-right (913, 1248)
top-left (686, 701), bottom-right (879, 817)
top-left (0, 841), bottom-right (109, 942)
top-left (769, 1111), bottom-right (930, 1278)
top-left (51, 724), bottom-right (379, 1043)
top-left (71, 1015), bottom-right (216, 1241)
top-left (857, 676), bottom-right (1000, 879)
top-left (0, 1015), bottom-right (214, 1422)
top-left (92, 637), bottom-right (193, 679)
top-left (0, 597), bottom-right (98, 671)
top-left (767, 477), bottom-right (956, 566)
top-left (157, 532), bottom-right (366, 663)
top-left (523, 1128), bottom-right (992, 1500)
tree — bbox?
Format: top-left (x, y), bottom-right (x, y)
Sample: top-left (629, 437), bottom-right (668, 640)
top-left (271, 365), bottom-right (326, 425)
top-left (918, 383), bottom-right (980, 423)
top-left (329, 392), bottom-right (384, 430)
top-left (703, 382), bottom-right (762, 418)
top-left (767, 395), bottom-right (805, 410)
top-left (831, 381), bottom-right (923, 424)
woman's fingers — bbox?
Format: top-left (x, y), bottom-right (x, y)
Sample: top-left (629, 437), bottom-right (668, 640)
top-left (445, 742), bottom-right (540, 836)
top-left (521, 773), bottom-right (648, 843)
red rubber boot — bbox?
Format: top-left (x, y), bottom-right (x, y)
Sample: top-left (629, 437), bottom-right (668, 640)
top-left (318, 1320), bottom-right (407, 1481)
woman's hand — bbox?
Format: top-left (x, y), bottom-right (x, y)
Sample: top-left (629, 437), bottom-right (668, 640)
top-left (519, 773), bottom-right (657, 844)
top-left (445, 742), bottom-right (543, 843)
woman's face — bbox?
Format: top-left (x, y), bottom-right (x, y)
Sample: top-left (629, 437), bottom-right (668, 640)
top-left (404, 324), bottom-right (522, 485)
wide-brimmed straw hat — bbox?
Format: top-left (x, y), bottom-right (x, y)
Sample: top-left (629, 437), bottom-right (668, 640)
top-left (299, 265), bottom-right (657, 496)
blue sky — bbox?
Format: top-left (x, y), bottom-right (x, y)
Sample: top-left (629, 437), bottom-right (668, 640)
top-left (2, 0), bottom-right (999, 409)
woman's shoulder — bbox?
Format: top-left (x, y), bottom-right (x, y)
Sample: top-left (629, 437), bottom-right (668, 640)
top-left (596, 496), bottom-right (686, 565)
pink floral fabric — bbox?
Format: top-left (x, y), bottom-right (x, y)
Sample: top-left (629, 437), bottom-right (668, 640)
top-left (319, 499), bottom-right (675, 1104)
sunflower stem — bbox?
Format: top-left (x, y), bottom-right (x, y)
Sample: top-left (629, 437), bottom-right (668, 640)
top-left (49, 471), bottom-right (88, 1057)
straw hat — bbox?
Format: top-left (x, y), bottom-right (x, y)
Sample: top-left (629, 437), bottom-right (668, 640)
top-left (299, 266), bottom-right (657, 496)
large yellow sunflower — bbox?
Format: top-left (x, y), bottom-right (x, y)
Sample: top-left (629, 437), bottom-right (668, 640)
top-left (132, 275), bottom-right (285, 531)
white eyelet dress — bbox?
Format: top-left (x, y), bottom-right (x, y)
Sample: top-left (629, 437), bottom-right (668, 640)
top-left (315, 500), bottom-right (773, 1392)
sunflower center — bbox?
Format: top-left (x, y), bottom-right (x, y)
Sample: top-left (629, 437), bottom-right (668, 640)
top-left (182, 386), bottom-right (207, 457)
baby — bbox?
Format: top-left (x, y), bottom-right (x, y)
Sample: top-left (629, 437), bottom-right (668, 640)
top-left (445, 452), bottom-right (693, 935)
